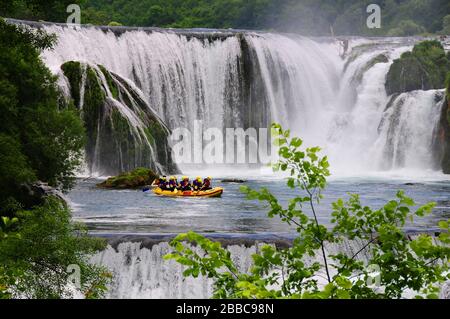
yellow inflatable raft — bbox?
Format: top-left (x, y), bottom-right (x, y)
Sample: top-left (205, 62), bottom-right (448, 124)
top-left (153, 187), bottom-right (224, 198)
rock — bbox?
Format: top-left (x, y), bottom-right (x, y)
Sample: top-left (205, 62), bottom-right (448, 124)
top-left (221, 179), bottom-right (247, 183)
top-left (351, 53), bottom-right (389, 84)
top-left (385, 40), bottom-right (450, 95)
top-left (17, 181), bottom-right (66, 209)
top-left (61, 61), bottom-right (179, 176)
top-left (97, 168), bottom-right (158, 189)
top-left (440, 75), bottom-right (450, 174)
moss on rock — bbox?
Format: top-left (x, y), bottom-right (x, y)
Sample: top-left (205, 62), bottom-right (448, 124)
top-left (61, 61), bottom-right (82, 107)
top-left (98, 64), bottom-right (119, 99)
top-left (60, 61), bottom-right (179, 175)
top-left (385, 40), bottom-right (450, 95)
top-left (352, 53), bottom-right (389, 84)
top-left (97, 167), bottom-right (158, 189)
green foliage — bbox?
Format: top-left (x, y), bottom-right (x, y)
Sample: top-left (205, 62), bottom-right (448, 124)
top-left (0, 0), bottom-right (84, 22)
top-left (2, 0), bottom-right (449, 36)
top-left (166, 123), bottom-right (450, 299)
top-left (108, 21), bottom-right (123, 27)
top-left (61, 61), bottom-right (83, 107)
top-left (98, 65), bottom-right (119, 99)
top-left (75, 0), bottom-right (450, 36)
top-left (0, 198), bottom-right (110, 299)
top-left (0, 5), bottom-right (109, 299)
top-left (387, 19), bottom-right (426, 36)
top-left (0, 20), bottom-right (85, 211)
top-left (386, 40), bottom-right (450, 95)
top-left (442, 14), bottom-right (450, 34)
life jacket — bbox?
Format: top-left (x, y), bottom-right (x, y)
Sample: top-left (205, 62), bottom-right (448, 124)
top-left (158, 180), bottom-right (167, 189)
top-left (192, 180), bottom-right (202, 190)
top-left (202, 179), bottom-right (211, 190)
top-left (180, 180), bottom-right (191, 191)
top-left (169, 180), bottom-right (177, 187)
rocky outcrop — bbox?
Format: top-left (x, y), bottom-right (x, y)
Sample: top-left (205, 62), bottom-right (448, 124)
top-left (17, 182), bottom-right (66, 209)
top-left (97, 167), bottom-right (157, 189)
top-left (385, 40), bottom-right (450, 95)
top-left (221, 179), bottom-right (246, 183)
top-left (351, 53), bottom-right (389, 84)
top-left (440, 74), bottom-right (450, 174)
top-left (61, 61), bottom-right (179, 176)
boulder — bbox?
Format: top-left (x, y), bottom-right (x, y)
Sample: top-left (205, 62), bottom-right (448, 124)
top-left (97, 168), bottom-right (158, 189)
top-left (17, 182), bottom-right (66, 209)
top-left (221, 179), bottom-right (247, 183)
top-left (385, 40), bottom-right (450, 95)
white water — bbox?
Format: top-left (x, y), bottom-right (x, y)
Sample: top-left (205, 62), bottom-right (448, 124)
top-left (35, 24), bottom-right (446, 178)
top-left (91, 242), bottom-right (256, 298)
top-left (91, 240), bottom-right (370, 299)
top-left (374, 90), bottom-right (444, 171)
top-left (91, 238), bottom-right (448, 299)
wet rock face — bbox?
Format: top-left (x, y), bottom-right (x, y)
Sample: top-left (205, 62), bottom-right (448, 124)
top-left (17, 182), bottom-right (66, 209)
top-left (385, 40), bottom-right (450, 95)
top-left (441, 91), bottom-right (450, 174)
top-left (61, 61), bottom-right (179, 176)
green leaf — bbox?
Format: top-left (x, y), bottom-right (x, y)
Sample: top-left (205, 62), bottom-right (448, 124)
top-left (438, 220), bottom-right (449, 229)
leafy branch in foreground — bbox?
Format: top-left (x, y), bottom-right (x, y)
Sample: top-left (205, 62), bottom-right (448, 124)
top-left (166, 123), bottom-right (450, 299)
top-left (0, 198), bottom-right (111, 299)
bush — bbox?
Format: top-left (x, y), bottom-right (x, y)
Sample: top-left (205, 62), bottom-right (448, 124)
top-left (0, 198), bottom-right (110, 299)
top-left (441, 14), bottom-right (450, 35)
top-left (108, 21), bottom-right (123, 26)
top-left (387, 20), bottom-right (426, 36)
top-left (166, 124), bottom-right (450, 299)
top-left (0, 19), bottom-right (85, 210)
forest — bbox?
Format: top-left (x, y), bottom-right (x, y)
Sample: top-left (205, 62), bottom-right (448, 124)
top-left (2, 0), bottom-right (449, 36)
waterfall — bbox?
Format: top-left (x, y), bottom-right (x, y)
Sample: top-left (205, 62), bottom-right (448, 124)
top-left (9, 20), bottom-right (443, 175)
top-left (91, 239), bottom-right (372, 299)
top-left (91, 242), bottom-right (256, 299)
top-left (91, 236), bottom-right (448, 299)
top-left (373, 90), bottom-right (445, 171)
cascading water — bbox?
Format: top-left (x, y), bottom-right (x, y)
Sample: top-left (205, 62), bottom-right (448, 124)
top-left (91, 239), bottom-right (372, 299)
top-left (17, 21), bottom-right (441, 175)
top-left (373, 90), bottom-right (445, 171)
top-left (9, 21), bottom-right (448, 299)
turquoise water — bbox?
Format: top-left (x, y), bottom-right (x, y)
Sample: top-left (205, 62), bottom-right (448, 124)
top-left (68, 174), bottom-right (450, 235)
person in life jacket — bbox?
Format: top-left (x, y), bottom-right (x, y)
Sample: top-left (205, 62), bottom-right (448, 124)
top-left (179, 176), bottom-right (192, 191)
top-left (192, 176), bottom-right (203, 191)
top-left (201, 177), bottom-right (212, 190)
top-left (158, 176), bottom-right (168, 189)
top-left (168, 176), bottom-right (179, 191)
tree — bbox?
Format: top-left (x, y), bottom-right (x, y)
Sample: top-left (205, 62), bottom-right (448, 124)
top-left (0, 19), bottom-right (85, 211)
top-left (76, 0), bottom-right (450, 36)
top-left (166, 123), bottom-right (450, 299)
top-left (387, 19), bottom-right (426, 36)
top-left (0, 6), bottom-right (108, 298)
top-left (0, 0), bottom-right (84, 22)
top-left (441, 14), bottom-right (450, 34)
